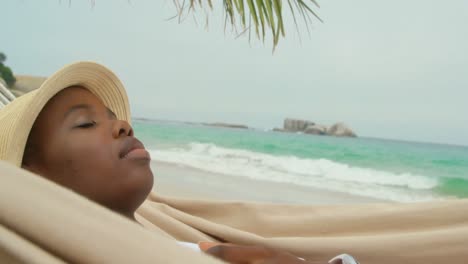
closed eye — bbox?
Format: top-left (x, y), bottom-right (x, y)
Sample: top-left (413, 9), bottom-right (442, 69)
top-left (76, 121), bottom-right (97, 128)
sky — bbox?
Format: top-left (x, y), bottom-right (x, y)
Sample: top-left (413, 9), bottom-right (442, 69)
top-left (2, 0), bottom-right (468, 146)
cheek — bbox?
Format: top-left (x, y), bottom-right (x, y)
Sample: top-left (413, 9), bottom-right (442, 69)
top-left (65, 138), bottom-right (117, 171)
top-left (44, 135), bottom-right (116, 179)
top-left (44, 137), bottom-right (119, 198)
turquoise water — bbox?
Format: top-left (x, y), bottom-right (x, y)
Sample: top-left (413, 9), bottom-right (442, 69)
top-left (134, 119), bottom-right (468, 202)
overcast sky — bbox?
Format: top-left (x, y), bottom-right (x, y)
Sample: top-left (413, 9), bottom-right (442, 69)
top-left (3, 0), bottom-right (468, 146)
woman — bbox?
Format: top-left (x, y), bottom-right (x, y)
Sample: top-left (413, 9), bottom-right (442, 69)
top-left (1, 62), bottom-right (467, 264)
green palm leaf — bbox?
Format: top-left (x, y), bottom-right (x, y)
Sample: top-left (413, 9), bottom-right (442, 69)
top-left (174, 0), bottom-right (321, 49)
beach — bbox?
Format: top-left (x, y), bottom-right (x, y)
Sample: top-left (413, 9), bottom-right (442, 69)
top-left (152, 161), bottom-right (386, 204)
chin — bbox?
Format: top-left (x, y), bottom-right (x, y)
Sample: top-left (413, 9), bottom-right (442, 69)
top-left (128, 167), bottom-right (154, 205)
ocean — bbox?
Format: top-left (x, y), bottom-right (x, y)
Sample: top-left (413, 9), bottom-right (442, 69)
top-left (133, 119), bottom-right (468, 202)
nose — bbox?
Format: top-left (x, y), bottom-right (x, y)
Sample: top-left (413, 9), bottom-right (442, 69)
top-left (112, 120), bottom-right (134, 138)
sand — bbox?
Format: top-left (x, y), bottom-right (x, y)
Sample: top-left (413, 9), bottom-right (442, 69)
top-left (151, 161), bottom-right (387, 204)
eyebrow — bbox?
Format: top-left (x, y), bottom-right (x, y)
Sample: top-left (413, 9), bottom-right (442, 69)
top-left (64, 104), bottom-right (92, 119)
top-left (107, 108), bottom-right (117, 119)
top-left (63, 104), bottom-right (117, 120)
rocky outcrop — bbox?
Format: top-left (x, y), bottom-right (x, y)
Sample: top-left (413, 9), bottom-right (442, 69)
top-left (284, 118), bottom-right (315, 132)
top-left (277, 118), bottom-right (357, 138)
top-left (202, 122), bottom-right (249, 129)
top-left (327, 122), bottom-right (357, 137)
top-left (304, 124), bottom-right (327, 135)
top-left (272, 128), bottom-right (287, 132)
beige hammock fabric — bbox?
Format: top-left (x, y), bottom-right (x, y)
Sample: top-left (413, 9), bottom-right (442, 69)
top-left (137, 193), bottom-right (468, 263)
top-left (2, 160), bottom-right (468, 263)
top-left (0, 161), bottom-right (223, 264)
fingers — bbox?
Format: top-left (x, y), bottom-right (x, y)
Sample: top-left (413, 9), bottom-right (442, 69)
top-left (198, 241), bottom-right (222, 252)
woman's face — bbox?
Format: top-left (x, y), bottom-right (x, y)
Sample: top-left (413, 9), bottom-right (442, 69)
top-left (23, 86), bottom-right (153, 218)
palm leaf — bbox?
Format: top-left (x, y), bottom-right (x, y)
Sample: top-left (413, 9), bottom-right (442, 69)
top-left (174, 0), bottom-right (321, 50)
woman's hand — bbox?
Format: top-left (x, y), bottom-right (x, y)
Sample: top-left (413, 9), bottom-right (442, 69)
top-left (200, 242), bottom-right (311, 264)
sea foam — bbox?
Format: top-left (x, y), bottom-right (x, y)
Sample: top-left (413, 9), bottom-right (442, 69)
top-left (149, 142), bottom-right (442, 202)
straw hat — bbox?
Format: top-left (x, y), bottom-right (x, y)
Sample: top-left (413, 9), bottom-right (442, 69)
top-left (0, 61), bottom-right (131, 167)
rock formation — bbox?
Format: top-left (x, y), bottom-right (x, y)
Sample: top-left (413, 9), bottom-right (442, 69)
top-left (278, 118), bottom-right (357, 138)
top-left (304, 124), bottom-right (327, 135)
top-left (272, 128), bottom-right (286, 132)
top-left (283, 118), bottom-right (315, 132)
top-left (326, 122), bottom-right (357, 137)
top-left (202, 122), bottom-right (249, 129)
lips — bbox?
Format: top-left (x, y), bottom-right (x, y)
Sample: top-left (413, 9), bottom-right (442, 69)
top-left (119, 138), bottom-right (150, 160)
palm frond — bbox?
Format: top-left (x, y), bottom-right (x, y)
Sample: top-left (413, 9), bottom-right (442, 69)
top-left (174, 0), bottom-right (321, 50)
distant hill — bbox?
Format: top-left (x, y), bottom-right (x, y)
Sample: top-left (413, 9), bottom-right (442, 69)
top-left (10, 75), bottom-right (46, 97)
